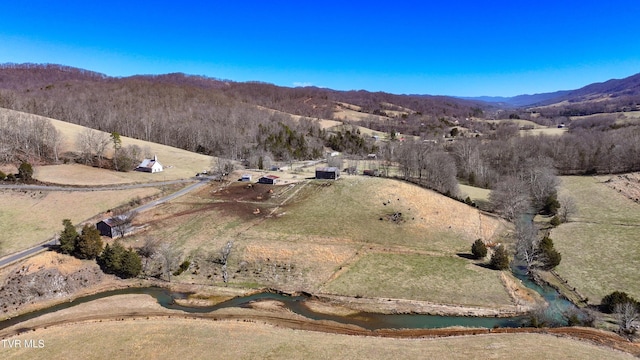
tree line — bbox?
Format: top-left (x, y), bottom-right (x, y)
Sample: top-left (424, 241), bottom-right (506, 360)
top-left (0, 64), bottom-right (486, 162)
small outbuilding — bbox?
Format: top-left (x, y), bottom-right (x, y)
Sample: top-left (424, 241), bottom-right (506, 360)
top-left (258, 175), bottom-right (279, 185)
top-left (136, 155), bottom-right (163, 173)
top-left (96, 215), bottom-right (130, 238)
top-left (315, 167), bottom-right (340, 180)
top-left (241, 174), bottom-right (252, 182)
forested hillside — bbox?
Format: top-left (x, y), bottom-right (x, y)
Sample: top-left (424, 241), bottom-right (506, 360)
top-left (0, 64), bottom-right (486, 161)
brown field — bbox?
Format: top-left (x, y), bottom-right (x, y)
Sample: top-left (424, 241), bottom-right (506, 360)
top-left (3, 318), bottom-right (636, 360)
top-left (570, 111), bottom-right (640, 125)
top-left (520, 127), bottom-right (567, 136)
top-left (0, 187), bottom-right (160, 256)
top-left (459, 184), bottom-right (491, 202)
top-left (481, 119), bottom-right (544, 128)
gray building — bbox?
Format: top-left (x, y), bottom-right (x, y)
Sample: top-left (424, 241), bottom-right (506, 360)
top-left (315, 167), bottom-right (340, 180)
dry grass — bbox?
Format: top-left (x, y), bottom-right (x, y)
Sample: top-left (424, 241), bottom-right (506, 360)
top-left (322, 253), bottom-right (512, 307)
top-left (3, 319), bottom-right (635, 360)
top-left (125, 177), bottom-right (512, 306)
top-left (459, 184), bottom-right (491, 202)
top-left (520, 128), bottom-right (567, 136)
top-left (551, 176), bottom-right (640, 302)
top-left (261, 178), bottom-right (508, 253)
top-left (3, 107), bottom-right (213, 182)
top-left (0, 187), bottom-right (160, 256)
top-left (480, 119), bottom-right (544, 128)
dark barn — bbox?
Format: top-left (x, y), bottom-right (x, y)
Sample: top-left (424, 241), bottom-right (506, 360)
top-left (258, 175), bottom-right (279, 185)
top-left (96, 215), bottom-right (130, 238)
top-left (96, 219), bottom-right (116, 238)
top-left (315, 167), bottom-right (340, 180)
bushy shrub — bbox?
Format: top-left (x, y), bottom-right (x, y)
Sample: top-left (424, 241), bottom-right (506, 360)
top-left (173, 260), bottom-right (191, 276)
top-left (549, 215), bottom-right (561, 227)
top-left (18, 162), bottom-right (34, 180)
top-left (490, 245), bottom-right (510, 270)
top-left (471, 239), bottom-right (487, 259)
top-left (601, 291), bottom-right (639, 313)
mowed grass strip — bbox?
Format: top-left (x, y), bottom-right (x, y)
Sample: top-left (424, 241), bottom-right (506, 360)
top-left (322, 253), bottom-right (512, 307)
top-left (552, 176), bottom-right (640, 302)
top-left (4, 319), bottom-right (635, 360)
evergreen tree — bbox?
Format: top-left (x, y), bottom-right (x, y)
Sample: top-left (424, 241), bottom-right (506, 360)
top-left (18, 162), bottom-right (33, 180)
top-left (490, 245), bottom-right (510, 270)
top-left (471, 239), bottom-right (488, 259)
top-left (98, 241), bottom-right (142, 278)
top-left (59, 219), bottom-right (78, 255)
top-left (75, 224), bottom-right (103, 259)
top-left (120, 248), bottom-right (142, 278)
top-left (539, 236), bottom-right (562, 270)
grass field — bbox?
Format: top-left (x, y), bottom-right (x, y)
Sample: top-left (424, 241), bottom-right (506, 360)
top-left (260, 178), bottom-right (507, 253)
top-left (551, 176), bottom-right (640, 303)
top-left (0, 187), bottom-right (161, 256)
top-left (3, 319), bottom-right (635, 360)
top-left (123, 177), bottom-right (514, 307)
top-left (3, 107), bottom-right (213, 182)
top-left (322, 253), bottom-right (512, 306)
top-left (459, 184), bottom-right (491, 203)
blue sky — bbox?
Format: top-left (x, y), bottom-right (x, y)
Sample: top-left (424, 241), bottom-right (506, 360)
top-left (1, 1), bottom-right (639, 96)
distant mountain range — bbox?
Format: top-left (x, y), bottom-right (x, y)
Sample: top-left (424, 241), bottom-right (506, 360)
top-left (463, 72), bottom-right (640, 108)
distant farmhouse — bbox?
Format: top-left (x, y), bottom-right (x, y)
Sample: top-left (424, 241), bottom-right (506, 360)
top-left (315, 167), bottom-right (340, 180)
top-left (136, 155), bottom-right (163, 173)
top-left (258, 175), bottom-right (279, 185)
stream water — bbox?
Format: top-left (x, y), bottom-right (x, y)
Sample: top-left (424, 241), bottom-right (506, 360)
top-left (0, 269), bottom-right (576, 332)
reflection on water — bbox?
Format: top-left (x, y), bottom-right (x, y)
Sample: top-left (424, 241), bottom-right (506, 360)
top-left (1, 287), bottom-right (530, 331)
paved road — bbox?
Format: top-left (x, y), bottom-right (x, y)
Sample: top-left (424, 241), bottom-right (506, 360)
top-left (0, 178), bottom-right (201, 192)
top-left (0, 178), bottom-right (214, 268)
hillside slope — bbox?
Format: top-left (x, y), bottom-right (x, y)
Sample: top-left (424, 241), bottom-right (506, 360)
top-left (1, 107), bottom-right (213, 184)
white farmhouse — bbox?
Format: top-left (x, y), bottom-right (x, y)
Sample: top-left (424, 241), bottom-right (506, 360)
top-left (136, 155), bottom-right (163, 173)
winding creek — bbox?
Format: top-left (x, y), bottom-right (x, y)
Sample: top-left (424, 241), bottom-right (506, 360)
top-left (0, 269), bottom-right (577, 332)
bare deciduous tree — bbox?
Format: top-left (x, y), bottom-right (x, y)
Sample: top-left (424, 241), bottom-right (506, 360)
top-left (76, 128), bottom-right (110, 166)
top-left (157, 242), bottom-right (182, 282)
top-left (138, 237), bottom-right (160, 274)
top-left (615, 302), bottom-right (638, 337)
top-left (489, 177), bottom-right (531, 221)
top-left (514, 218), bottom-right (539, 270)
top-left (110, 210), bottom-right (137, 238)
top-left (220, 241), bottom-right (233, 284)
top-left (558, 195), bottom-right (578, 223)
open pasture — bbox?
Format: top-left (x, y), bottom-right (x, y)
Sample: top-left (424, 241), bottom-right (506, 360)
top-left (0, 187), bottom-right (160, 256)
top-left (126, 177), bottom-right (513, 307)
top-left (322, 253), bottom-right (512, 307)
top-left (3, 318), bottom-right (635, 360)
top-left (551, 176), bottom-right (640, 302)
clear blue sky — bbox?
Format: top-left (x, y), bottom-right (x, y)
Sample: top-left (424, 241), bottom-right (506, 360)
top-left (1, 0), bottom-right (639, 97)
